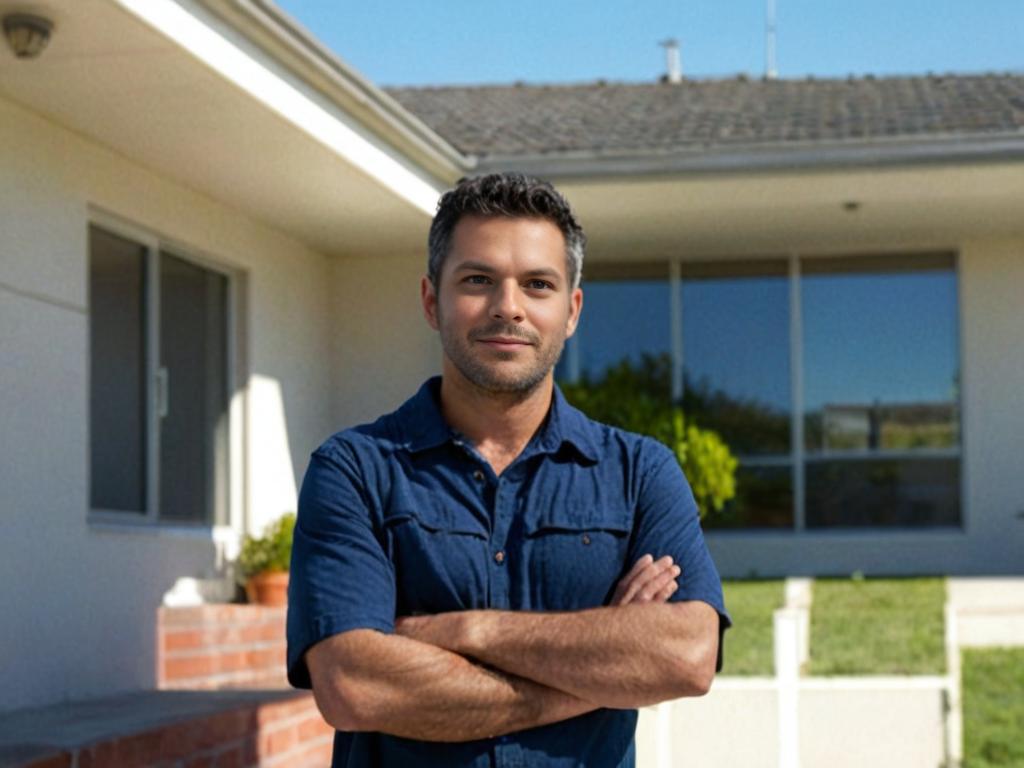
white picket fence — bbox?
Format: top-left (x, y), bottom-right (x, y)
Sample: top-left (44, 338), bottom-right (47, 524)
top-left (632, 577), bottom-right (1024, 768)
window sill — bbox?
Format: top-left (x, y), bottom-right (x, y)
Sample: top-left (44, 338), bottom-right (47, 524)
top-left (87, 515), bottom-right (235, 542)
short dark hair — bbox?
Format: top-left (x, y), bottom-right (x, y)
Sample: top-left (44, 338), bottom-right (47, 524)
top-left (427, 173), bottom-right (586, 290)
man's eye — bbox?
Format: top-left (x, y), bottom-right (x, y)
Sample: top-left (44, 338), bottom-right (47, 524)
top-left (526, 280), bottom-right (553, 290)
top-left (465, 275), bottom-right (490, 285)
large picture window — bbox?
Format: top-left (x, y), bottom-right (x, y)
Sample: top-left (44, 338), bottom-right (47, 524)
top-left (558, 252), bottom-right (961, 531)
top-left (88, 222), bottom-right (232, 526)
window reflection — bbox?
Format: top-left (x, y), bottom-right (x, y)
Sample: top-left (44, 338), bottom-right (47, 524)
top-left (560, 252), bottom-right (962, 531)
top-left (802, 254), bottom-right (960, 455)
top-left (806, 457), bottom-right (960, 528)
top-left (561, 264), bottom-right (671, 392)
top-left (705, 464), bottom-right (794, 529)
top-left (680, 260), bottom-right (791, 456)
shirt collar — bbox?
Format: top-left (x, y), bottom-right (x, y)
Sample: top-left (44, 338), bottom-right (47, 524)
top-left (395, 377), bottom-right (453, 453)
top-left (395, 376), bottom-right (601, 463)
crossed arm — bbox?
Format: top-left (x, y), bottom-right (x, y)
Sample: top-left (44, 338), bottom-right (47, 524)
top-left (305, 555), bottom-right (720, 742)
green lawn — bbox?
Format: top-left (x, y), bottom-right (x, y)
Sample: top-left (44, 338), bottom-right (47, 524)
top-left (962, 647), bottom-right (1024, 768)
top-left (720, 580), bottom-right (784, 675)
top-left (808, 577), bottom-right (946, 675)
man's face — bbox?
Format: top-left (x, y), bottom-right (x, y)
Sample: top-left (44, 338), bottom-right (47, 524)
top-left (422, 215), bottom-right (583, 395)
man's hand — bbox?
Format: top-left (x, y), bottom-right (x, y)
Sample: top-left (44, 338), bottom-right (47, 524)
top-left (611, 554), bottom-right (681, 605)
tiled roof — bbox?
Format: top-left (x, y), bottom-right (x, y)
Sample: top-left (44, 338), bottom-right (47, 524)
top-left (385, 74), bottom-right (1024, 158)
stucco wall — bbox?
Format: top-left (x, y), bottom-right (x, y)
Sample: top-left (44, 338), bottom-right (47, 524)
top-left (328, 253), bottom-right (440, 433)
top-left (958, 239), bottom-right (1024, 570)
top-left (0, 94), bottom-right (333, 711)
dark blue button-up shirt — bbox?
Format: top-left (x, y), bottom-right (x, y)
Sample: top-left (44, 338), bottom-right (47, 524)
top-left (287, 377), bottom-right (730, 767)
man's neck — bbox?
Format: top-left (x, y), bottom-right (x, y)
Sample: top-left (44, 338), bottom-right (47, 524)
top-left (439, 368), bottom-right (554, 476)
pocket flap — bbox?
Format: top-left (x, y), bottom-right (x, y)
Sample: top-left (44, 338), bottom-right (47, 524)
top-left (526, 504), bottom-right (631, 536)
top-left (383, 505), bottom-right (487, 538)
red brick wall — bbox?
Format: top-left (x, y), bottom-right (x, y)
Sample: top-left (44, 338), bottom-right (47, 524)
top-left (12, 606), bottom-right (334, 767)
top-left (20, 694), bottom-right (333, 768)
top-left (157, 605), bottom-right (288, 690)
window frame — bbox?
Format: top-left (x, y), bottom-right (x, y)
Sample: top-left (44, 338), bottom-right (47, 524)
top-left (87, 210), bottom-right (240, 531)
top-left (562, 250), bottom-right (964, 533)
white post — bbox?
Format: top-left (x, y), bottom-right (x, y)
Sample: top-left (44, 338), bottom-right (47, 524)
top-left (654, 701), bottom-right (673, 768)
top-left (775, 608), bottom-right (802, 768)
top-left (944, 601), bottom-right (963, 766)
top-left (785, 577), bottom-right (813, 667)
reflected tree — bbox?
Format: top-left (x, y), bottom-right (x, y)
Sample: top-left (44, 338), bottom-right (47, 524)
top-left (560, 353), bottom-right (738, 519)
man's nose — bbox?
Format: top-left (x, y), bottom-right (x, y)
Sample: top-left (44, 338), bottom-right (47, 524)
top-left (490, 280), bottom-right (525, 322)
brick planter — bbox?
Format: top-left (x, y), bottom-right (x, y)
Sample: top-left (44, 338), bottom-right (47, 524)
top-left (157, 605), bottom-right (288, 690)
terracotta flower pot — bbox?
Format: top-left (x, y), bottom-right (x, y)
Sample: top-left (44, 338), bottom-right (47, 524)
top-left (245, 571), bottom-right (289, 606)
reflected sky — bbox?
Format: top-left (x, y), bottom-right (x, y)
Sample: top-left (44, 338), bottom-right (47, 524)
top-left (561, 261), bottom-right (960, 453)
top-left (802, 269), bottom-right (959, 412)
top-left (682, 275), bottom-right (791, 412)
top-left (570, 281), bottom-right (671, 379)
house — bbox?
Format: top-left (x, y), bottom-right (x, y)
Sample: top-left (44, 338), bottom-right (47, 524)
top-left (1, 0), bottom-right (1022, 717)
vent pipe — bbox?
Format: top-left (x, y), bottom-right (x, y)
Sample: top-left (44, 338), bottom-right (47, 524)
top-left (659, 38), bottom-right (682, 83)
top-left (765, 0), bottom-right (778, 79)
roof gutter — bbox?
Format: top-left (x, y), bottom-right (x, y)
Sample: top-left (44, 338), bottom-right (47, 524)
top-left (222, 0), bottom-right (473, 181)
top-left (475, 132), bottom-right (1024, 180)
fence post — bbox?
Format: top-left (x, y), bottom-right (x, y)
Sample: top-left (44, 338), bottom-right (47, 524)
top-left (654, 701), bottom-right (673, 768)
top-left (775, 608), bottom-right (802, 768)
top-left (944, 601), bottom-right (962, 767)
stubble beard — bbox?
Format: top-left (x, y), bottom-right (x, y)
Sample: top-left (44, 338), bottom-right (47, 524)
top-left (438, 311), bottom-right (566, 396)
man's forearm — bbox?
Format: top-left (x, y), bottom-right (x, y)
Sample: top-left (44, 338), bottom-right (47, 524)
top-left (396, 602), bottom-right (719, 709)
top-left (306, 628), bottom-right (597, 742)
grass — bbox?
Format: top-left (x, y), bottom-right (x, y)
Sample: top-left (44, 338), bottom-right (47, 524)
top-left (962, 647), bottom-right (1024, 768)
top-left (808, 576), bottom-right (946, 675)
top-left (719, 580), bottom-right (784, 675)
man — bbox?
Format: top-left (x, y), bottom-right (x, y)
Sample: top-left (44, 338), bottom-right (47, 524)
top-left (287, 173), bottom-right (730, 767)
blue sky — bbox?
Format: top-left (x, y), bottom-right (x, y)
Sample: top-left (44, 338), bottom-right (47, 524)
top-left (276, 0), bottom-right (1023, 86)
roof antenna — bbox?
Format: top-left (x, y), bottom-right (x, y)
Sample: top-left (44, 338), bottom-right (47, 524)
top-left (659, 38), bottom-right (682, 83)
top-left (765, 0), bottom-right (778, 79)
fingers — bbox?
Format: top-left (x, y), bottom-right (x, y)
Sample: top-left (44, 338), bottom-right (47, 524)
top-left (653, 578), bottom-right (680, 603)
top-left (612, 555), bottom-right (681, 605)
top-left (610, 554), bottom-right (653, 604)
top-left (631, 563), bottom-right (680, 603)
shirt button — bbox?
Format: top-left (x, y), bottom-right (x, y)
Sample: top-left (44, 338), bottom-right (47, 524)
top-left (582, 534), bottom-right (591, 545)
top-left (494, 550), bottom-right (505, 564)
top-left (473, 469), bottom-right (485, 482)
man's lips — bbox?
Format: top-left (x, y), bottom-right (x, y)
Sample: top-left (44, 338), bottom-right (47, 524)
top-left (476, 337), bottom-right (533, 349)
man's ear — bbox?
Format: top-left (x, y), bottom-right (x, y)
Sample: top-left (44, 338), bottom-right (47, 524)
top-left (565, 287), bottom-right (583, 339)
top-left (421, 275), bottom-right (440, 331)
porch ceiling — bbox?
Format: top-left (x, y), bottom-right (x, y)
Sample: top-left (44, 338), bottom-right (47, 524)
top-left (560, 162), bottom-right (1024, 262)
top-left (0, 0), bottom-right (444, 258)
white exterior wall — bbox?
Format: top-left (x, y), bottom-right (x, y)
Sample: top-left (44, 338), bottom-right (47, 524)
top-left (958, 239), bottom-right (1024, 572)
top-left (329, 253), bottom-right (440, 432)
top-left (0, 95), bottom-right (334, 711)
top-left (706, 238), bottom-right (1024, 577)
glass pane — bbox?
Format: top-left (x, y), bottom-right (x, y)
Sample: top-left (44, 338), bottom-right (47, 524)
top-left (556, 270), bottom-right (672, 442)
top-left (704, 464), bottom-right (794, 529)
top-left (805, 457), bottom-right (960, 527)
top-left (680, 261), bottom-right (791, 455)
top-left (89, 226), bottom-right (147, 514)
top-left (802, 255), bottom-right (960, 454)
top-left (159, 253), bottom-right (229, 524)
top-left (569, 275), bottom-right (671, 388)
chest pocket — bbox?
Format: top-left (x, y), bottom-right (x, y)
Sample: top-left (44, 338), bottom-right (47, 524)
top-left (523, 504), bottom-right (632, 611)
top-left (382, 503), bottom-right (490, 616)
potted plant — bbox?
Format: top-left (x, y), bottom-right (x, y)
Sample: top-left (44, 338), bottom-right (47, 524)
top-left (238, 512), bottom-right (295, 606)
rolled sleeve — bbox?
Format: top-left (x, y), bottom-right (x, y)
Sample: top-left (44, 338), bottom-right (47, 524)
top-left (286, 445), bottom-right (396, 689)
